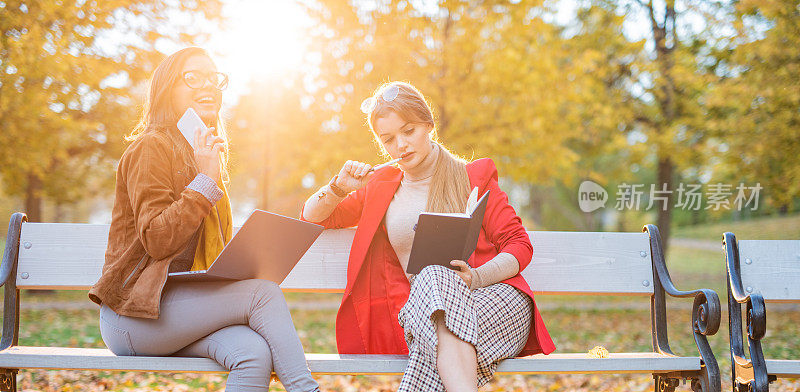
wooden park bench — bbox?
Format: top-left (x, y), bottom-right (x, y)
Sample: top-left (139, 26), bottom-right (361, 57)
top-left (0, 212), bottom-right (721, 391)
top-left (723, 232), bottom-right (800, 391)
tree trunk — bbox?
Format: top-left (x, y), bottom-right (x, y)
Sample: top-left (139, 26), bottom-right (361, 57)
top-left (582, 211), bottom-right (597, 231)
top-left (528, 185), bottom-right (544, 228)
top-left (435, 11), bottom-right (453, 139)
top-left (691, 208), bottom-right (700, 225)
top-left (25, 172), bottom-right (43, 222)
top-left (656, 156), bottom-right (674, 252)
top-left (259, 139), bottom-right (270, 211)
top-left (646, 0), bottom-right (678, 255)
top-left (54, 203), bottom-right (65, 223)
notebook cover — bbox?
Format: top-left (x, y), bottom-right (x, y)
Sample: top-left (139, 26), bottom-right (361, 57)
top-left (405, 190), bottom-right (490, 274)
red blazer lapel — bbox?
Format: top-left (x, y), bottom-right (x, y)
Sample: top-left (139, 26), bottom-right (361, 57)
top-left (467, 158), bottom-right (494, 194)
top-left (345, 169), bottom-right (403, 285)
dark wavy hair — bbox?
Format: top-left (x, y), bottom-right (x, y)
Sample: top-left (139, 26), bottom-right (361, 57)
top-left (127, 47), bottom-right (229, 182)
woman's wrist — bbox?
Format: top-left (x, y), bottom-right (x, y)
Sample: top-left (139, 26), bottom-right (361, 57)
top-left (329, 175), bottom-right (350, 197)
top-left (187, 173), bottom-right (223, 204)
top-left (470, 253), bottom-right (519, 289)
top-left (468, 268), bottom-right (483, 290)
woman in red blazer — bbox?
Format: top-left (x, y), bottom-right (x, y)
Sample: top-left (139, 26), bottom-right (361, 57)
top-left (302, 82), bottom-right (554, 391)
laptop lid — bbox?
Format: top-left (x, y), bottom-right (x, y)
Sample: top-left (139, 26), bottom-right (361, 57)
top-left (203, 209), bottom-right (324, 283)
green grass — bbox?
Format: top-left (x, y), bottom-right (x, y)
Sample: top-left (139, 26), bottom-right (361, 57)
top-left (19, 309), bottom-right (104, 348)
top-left (665, 245), bottom-right (728, 295)
top-left (674, 213), bottom-right (800, 241)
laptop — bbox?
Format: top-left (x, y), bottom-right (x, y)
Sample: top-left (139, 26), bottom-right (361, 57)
top-left (168, 209), bottom-right (324, 283)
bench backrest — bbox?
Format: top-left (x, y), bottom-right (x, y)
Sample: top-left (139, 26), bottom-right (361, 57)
top-left (736, 240), bottom-right (800, 302)
top-left (16, 223), bottom-right (655, 295)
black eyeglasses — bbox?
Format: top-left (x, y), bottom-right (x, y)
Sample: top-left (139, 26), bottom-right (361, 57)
top-left (182, 71), bottom-right (229, 91)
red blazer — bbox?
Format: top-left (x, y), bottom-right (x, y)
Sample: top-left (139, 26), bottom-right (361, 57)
top-left (302, 158), bottom-right (555, 357)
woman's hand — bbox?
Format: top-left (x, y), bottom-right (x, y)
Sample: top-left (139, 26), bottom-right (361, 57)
top-left (194, 127), bottom-right (225, 181)
top-left (334, 160), bottom-right (374, 194)
top-left (450, 260), bottom-right (473, 289)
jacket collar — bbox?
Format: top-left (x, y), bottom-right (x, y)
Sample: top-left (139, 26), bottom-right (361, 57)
top-left (345, 168), bottom-right (403, 284)
top-left (344, 159), bottom-right (497, 295)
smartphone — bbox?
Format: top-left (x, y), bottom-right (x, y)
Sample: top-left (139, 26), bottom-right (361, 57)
top-left (177, 108), bottom-right (208, 150)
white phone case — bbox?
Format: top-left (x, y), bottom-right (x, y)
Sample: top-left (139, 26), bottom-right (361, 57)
top-left (177, 108), bottom-right (208, 150)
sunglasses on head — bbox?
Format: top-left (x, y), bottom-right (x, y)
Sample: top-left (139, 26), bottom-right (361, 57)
top-left (360, 84), bottom-right (400, 114)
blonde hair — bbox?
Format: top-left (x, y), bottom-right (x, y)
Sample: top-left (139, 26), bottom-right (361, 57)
top-left (367, 82), bottom-right (471, 213)
top-left (127, 47), bottom-right (230, 184)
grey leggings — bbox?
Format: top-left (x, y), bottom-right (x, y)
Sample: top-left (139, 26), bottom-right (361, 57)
top-left (98, 279), bottom-right (319, 392)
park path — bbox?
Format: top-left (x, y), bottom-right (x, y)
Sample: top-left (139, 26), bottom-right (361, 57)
top-left (671, 237), bottom-right (721, 251)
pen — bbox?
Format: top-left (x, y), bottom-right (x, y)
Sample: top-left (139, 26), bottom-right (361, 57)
top-left (357, 152), bottom-right (412, 178)
top-left (368, 157), bottom-right (403, 173)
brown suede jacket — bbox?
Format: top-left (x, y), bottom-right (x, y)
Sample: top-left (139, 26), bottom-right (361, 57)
top-left (88, 127), bottom-right (213, 319)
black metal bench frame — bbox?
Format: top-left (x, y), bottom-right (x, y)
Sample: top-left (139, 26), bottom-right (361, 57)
top-left (646, 224), bottom-right (721, 392)
top-left (723, 232), bottom-right (780, 392)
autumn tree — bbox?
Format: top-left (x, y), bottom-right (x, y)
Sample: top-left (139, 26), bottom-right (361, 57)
top-left (706, 0), bottom-right (800, 214)
top-left (226, 74), bottom-right (330, 215)
top-left (295, 1), bottom-right (611, 192)
top-left (228, 0), bottom-right (796, 235)
top-left (564, 0), bottom-right (732, 246)
top-left (0, 0), bottom-right (221, 222)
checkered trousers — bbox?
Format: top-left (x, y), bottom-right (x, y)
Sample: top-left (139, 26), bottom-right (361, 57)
top-left (397, 265), bottom-right (533, 391)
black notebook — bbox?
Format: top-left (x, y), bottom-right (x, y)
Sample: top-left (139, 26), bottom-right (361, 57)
top-left (406, 188), bottom-right (490, 274)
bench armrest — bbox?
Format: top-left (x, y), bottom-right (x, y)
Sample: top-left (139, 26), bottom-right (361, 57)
top-left (0, 212), bottom-right (25, 351)
top-left (724, 232), bottom-right (756, 304)
top-left (0, 213), bottom-right (25, 289)
top-left (643, 224), bottom-right (721, 392)
top-left (723, 232), bottom-right (770, 391)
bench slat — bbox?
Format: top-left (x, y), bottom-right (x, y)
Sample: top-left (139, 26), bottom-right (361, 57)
top-left (0, 347), bottom-right (700, 375)
top-left (17, 223), bottom-right (654, 295)
top-left (764, 359), bottom-right (800, 378)
top-left (524, 231), bottom-right (653, 295)
top-left (738, 240), bottom-right (800, 302)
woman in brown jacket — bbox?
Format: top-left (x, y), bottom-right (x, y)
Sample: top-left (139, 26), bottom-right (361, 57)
top-left (88, 47), bottom-right (319, 392)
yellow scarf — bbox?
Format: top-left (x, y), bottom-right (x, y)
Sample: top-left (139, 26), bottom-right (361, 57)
top-left (191, 178), bottom-right (233, 271)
